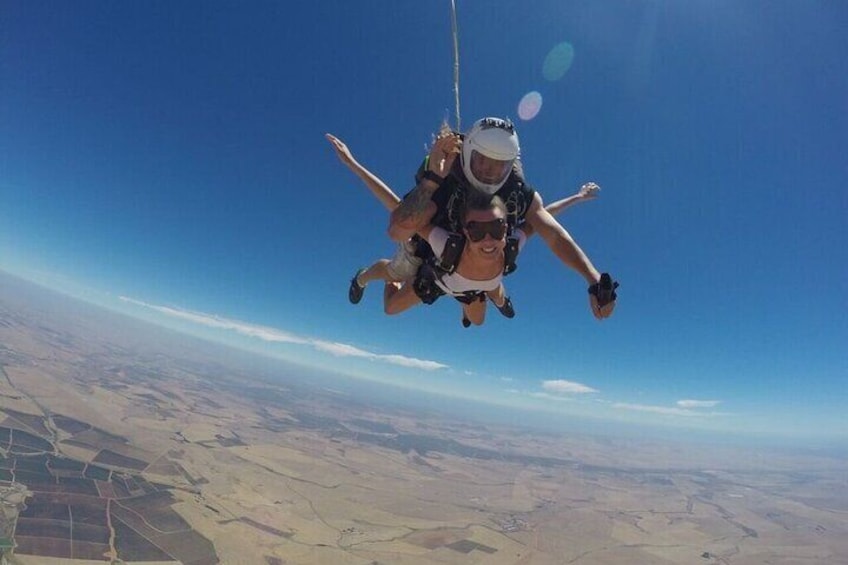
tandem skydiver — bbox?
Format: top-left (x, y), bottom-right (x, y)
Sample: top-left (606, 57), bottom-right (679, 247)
top-left (327, 128), bottom-right (606, 326)
top-left (386, 117), bottom-right (618, 321)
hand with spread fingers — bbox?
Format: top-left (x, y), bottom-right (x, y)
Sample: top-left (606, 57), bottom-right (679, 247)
top-left (428, 133), bottom-right (461, 178)
top-left (578, 182), bottom-right (601, 200)
top-left (325, 133), bottom-right (358, 170)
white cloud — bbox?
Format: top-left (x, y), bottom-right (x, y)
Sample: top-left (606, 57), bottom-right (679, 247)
top-left (530, 391), bottom-right (576, 402)
top-left (312, 341), bottom-right (448, 370)
top-left (120, 297), bottom-right (308, 344)
top-left (119, 296), bottom-right (448, 371)
top-left (312, 340), bottom-right (375, 358)
top-left (613, 402), bottom-right (707, 417)
top-left (677, 399), bottom-right (721, 408)
top-left (375, 354), bottom-right (448, 371)
top-left (542, 379), bottom-right (598, 395)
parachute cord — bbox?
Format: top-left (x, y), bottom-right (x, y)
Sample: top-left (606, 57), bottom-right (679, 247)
top-left (450, 0), bottom-right (461, 131)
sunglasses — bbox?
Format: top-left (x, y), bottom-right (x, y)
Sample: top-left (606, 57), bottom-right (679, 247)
top-left (464, 218), bottom-right (507, 242)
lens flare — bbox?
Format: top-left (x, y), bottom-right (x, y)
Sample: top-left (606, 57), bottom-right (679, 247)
top-left (543, 42), bottom-right (575, 82)
top-left (517, 91), bottom-right (543, 121)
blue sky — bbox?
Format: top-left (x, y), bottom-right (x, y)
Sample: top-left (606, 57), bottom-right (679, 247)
top-left (2, 1), bottom-right (846, 444)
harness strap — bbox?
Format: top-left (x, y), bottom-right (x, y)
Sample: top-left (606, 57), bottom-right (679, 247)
top-left (412, 264), bottom-right (445, 305)
top-left (432, 232), bottom-right (520, 277)
top-left (436, 232), bottom-right (465, 274)
top-left (503, 235), bottom-right (520, 276)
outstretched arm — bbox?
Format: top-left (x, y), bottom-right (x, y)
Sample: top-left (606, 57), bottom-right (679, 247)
top-left (388, 133), bottom-right (460, 242)
top-left (525, 194), bottom-right (614, 319)
top-left (545, 182), bottom-right (600, 216)
top-left (521, 182), bottom-right (600, 239)
top-left (325, 133), bottom-right (400, 211)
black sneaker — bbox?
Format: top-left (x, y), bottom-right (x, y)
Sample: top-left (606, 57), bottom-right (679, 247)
top-left (348, 268), bottom-right (366, 304)
top-left (493, 296), bottom-right (515, 318)
top-left (461, 316), bottom-right (471, 328)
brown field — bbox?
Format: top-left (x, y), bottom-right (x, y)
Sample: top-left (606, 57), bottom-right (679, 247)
top-left (92, 449), bottom-right (149, 471)
top-left (15, 518), bottom-right (71, 538)
top-left (57, 477), bottom-right (102, 496)
top-left (52, 415), bottom-right (92, 434)
top-left (49, 457), bottom-right (86, 472)
top-left (72, 501), bottom-right (109, 524)
top-left (67, 540), bottom-right (112, 560)
top-left (15, 536), bottom-right (72, 559)
top-left (12, 455), bottom-right (50, 472)
top-left (1, 272), bottom-right (847, 564)
top-left (3, 408), bottom-right (52, 436)
top-left (69, 523), bottom-right (110, 544)
top-left (112, 517), bottom-right (176, 561)
top-left (11, 429), bottom-right (54, 451)
top-left (69, 428), bottom-right (130, 449)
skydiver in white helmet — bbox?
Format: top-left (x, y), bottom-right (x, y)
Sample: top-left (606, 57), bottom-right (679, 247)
top-left (327, 130), bottom-right (603, 326)
top-left (388, 117), bottom-right (618, 321)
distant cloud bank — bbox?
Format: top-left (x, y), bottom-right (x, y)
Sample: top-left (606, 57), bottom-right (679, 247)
top-left (613, 399), bottom-right (724, 418)
top-left (117, 296), bottom-right (728, 424)
top-left (677, 399), bottom-right (721, 408)
top-left (542, 379), bottom-right (598, 394)
top-left (119, 296), bottom-right (448, 371)
top-left (613, 403), bottom-right (704, 417)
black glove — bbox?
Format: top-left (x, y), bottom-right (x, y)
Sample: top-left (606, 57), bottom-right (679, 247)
top-left (588, 273), bottom-right (619, 307)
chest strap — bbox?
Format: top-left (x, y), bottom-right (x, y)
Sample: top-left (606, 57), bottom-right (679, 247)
top-left (435, 233), bottom-right (465, 274)
top-left (503, 235), bottom-right (520, 275)
top-left (435, 233), bottom-right (520, 276)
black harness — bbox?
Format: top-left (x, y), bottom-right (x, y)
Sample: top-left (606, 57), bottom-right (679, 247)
top-left (433, 231), bottom-right (520, 276)
top-left (412, 231), bottom-right (521, 305)
top-left (408, 147), bottom-right (533, 306)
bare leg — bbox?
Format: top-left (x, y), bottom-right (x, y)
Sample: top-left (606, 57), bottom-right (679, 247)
top-left (485, 283), bottom-right (515, 318)
top-left (384, 282), bottom-right (422, 315)
top-left (485, 283), bottom-right (506, 308)
top-left (462, 298), bottom-right (487, 326)
top-left (357, 259), bottom-right (393, 287)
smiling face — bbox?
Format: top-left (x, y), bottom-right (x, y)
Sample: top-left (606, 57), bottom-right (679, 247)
top-left (463, 206), bottom-right (507, 260)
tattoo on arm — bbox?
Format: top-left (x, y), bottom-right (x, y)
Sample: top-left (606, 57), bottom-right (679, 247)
top-left (395, 184), bottom-right (435, 224)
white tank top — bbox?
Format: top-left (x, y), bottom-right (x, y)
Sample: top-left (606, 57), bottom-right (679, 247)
top-left (427, 227), bottom-right (526, 295)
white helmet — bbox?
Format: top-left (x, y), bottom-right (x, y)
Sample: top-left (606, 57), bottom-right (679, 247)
top-left (461, 117), bottom-right (520, 195)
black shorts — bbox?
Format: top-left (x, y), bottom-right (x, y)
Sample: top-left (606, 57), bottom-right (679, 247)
top-left (413, 264), bottom-right (487, 306)
top-left (453, 292), bottom-right (486, 305)
top-left (412, 264), bottom-right (446, 305)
